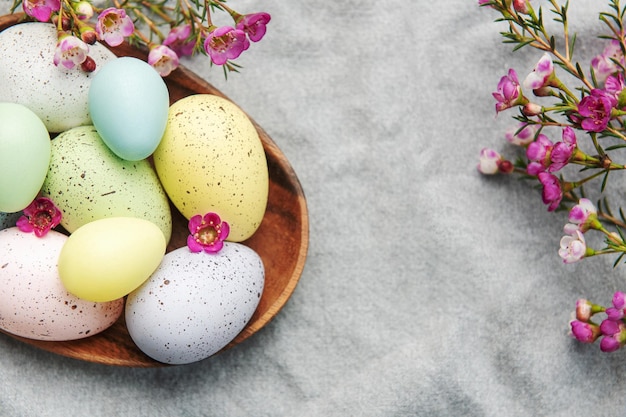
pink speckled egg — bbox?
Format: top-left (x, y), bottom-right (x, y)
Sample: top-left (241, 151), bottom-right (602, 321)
top-left (0, 227), bottom-right (124, 341)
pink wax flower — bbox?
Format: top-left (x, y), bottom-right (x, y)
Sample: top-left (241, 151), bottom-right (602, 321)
top-left (613, 292), bottom-right (626, 310)
top-left (203, 26), bottom-right (250, 66)
top-left (493, 69), bottom-right (526, 113)
top-left (505, 123), bottom-right (538, 146)
top-left (548, 126), bottom-right (577, 172)
top-left (73, 1), bottom-right (93, 20)
top-left (591, 40), bottom-right (624, 84)
top-left (526, 133), bottom-right (553, 175)
top-left (600, 334), bottom-right (624, 352)
top-left (53, 33), bottom-right (89, 69)
top-left (187, 212), bottom-right (230, 253)
top-left (513, 0), bottom-right (530, 14)
top-left (163, 25), bottom-right (195, 57)
top-left (16, 197), bottom-right (62, 238)
top-left (566, 198), bottom-right (598, 233)
top-left (477, 148), bottom-right (501, 174)
top-left (236, 12), bottom-right (271, 42)
top-left (558, 229), bottom-right (586, 264)
top-left (575, 299), bottom-right (593, 322)
top-left (524, 53), bottom-right (554, 90)
top-left (22, 0), bottom-right (60, 22)
top-left (537, 172), bottom-right (562, 211)
top-left (578, 89), bottom-right (616, 133)
top-left (148, 44), bottom-right (179, 77)
top-left (95, 8), bottom-right (134, 47)
top-left (570, 320), bottom-right (600, 343)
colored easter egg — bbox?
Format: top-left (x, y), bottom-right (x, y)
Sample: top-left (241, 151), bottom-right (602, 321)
top-left (0, 102), bottom-right (50, 212)
top-left (88, 57), bottom-right (170, 161)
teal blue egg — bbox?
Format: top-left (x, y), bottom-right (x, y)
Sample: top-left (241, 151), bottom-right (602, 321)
top-left (0, 211), bottom-right (21, 230)
top-left (88, 57), bottom-right (169, 161)
top-left (0, 102), bottom-right (51, 212)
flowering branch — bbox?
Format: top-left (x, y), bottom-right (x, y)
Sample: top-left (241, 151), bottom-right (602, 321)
top-left (478, 0), bottom-right (626, 352)
top-left (9, 0), bottom-right (271, 77)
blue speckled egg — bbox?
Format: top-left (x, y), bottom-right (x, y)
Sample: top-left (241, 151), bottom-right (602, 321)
top-left (88, 57), bottom-right (170, 161)
top-left (125, 242), bottom-right (265, 365)
top-left (0, 211), bottom-right (21, 230)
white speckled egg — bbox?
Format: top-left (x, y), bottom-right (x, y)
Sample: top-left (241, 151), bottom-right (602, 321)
top-left (153, 94), bottom-right (269, 242)
top-left (0, 22), bottom-right (117, 132)
top-left (41, 125), bottom-right (172, 242)
top-left (0, 227), bottom-right (124, 341)
top-left (125, 242), bottom-right (265, 365)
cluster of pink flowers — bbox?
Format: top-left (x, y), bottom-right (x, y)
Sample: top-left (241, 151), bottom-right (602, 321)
top-left (571, 292), bottom-right (626, 352)
top-left (20, 0), bottom-right (270, 77)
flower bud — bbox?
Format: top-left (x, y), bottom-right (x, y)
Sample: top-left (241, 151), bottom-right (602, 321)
top-left (81, 27), bottom-right (97, 45)
top-left (74, 1), bottom-right (94, 20)
top-left (522, 102), bottom-right (542, 116)
top-left (81, 56), bottom-right (96, 72)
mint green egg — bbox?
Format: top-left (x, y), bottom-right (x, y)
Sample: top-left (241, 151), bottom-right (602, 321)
top-left (88, 57), bottom-right (170, 161)
top-left (0, 102), bottom-right (51, 212)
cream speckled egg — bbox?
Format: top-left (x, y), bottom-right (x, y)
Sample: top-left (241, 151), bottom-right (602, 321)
top-left (125, 242), bottom-right (265, 365)
top-left (0, 228), bottom-right (124, 341)
top-left (58, 217), bottom-right (167, 302)
top-left (153, 94), bottom-right (269, 242)
top-left (0, 22), bottom-right (117, 132)
top-left (41, 126), bottom-right (172, 242)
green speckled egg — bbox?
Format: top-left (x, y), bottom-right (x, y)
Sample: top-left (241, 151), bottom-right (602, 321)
top-left (41, 126), bottom-right (172, 242)
top-left (153, 94), bottom-right (268, 242)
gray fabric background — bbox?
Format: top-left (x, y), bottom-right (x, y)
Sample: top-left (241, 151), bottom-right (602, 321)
top-left (3, 0), bottom-right (626, 415)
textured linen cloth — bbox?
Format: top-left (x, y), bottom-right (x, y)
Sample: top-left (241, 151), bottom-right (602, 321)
top-left (2, 1), bottom-right (626, 416)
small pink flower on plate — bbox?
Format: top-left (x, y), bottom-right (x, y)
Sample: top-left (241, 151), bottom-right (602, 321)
top-left (236, 12), bottom-right (271, 42)
top-left (16, 197), bottom-right (62, 237)
top-left (53, 33), bottom-right (89, 69)
top-left (148, 44), bottom-right (180, 77)
top-left (203, 26), bottom-right (250, 66)
top-left (22, 0), bottom-right (60, 22)
top-left (187, 212), bottom-right (230, 253)
top-left (96, 8), bottom-right (134, 47)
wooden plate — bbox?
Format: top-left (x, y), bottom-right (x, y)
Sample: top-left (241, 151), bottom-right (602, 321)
top-left (0, 13), bottom-right (309, 367)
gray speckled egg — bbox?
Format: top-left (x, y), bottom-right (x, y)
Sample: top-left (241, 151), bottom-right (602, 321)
top-left (0, 227), bottom-right (124, 341)
top-left (0, 22), bottom-right (117, 132)
top-left (153, 94), bottom-right (269, 242)
top-left (125, 242), bottom-right (265, 365)
top-left (41, 125), bottom-right (172, 242)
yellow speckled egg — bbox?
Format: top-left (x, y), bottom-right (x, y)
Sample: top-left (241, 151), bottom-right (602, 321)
top-left (153, 94), bottom-right (268, 242)
top-left (41, 125), bottom-right (172, 242)
top-left (58, 217), bottom-right (166, 302)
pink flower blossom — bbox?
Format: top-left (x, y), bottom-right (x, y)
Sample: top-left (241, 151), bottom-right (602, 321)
top-left (537, 172), bottom-right (562, 211)
top-left (577, 89), bottom-right (616, 133)
top-left (558, 229), bottom-right (586, 263)
top-left (74, 1), bottom-right (93, 20)
top-left (95, 8), bottom-right (134, 47)
top-left (187, 212), bottom-right (230, 253)
top-left (592, 40), bottom-right (624, 84)
top-left (524, 53), bottom-right (554, 90)
top-left (570, 320), bottom-right (600, 343)
top-left (513, 0), bottom-right (530, 14)
top-left (203, 26), bottom-right (250, 66)
top-left (236, 12), bottom-right (271, 42)
top-left (613, 291), bottom-right (626, 310)
top-left (493, 69), bottom-right (526, 113)
top-left (526, 133), bottom-right (552, 175)
top-left (548, 126), bottom-right (577, 172)
top-left (148, 44), bottom-right (179, 77)
top-left (477, 148), bottom-right (501, 174)
top-left (16, 197), bottom-right (62, 238)
top-left (505, 123), bottom-right (537, 146)
top-left (566, 198), bottom-right (597, 233)
top-left (163, 25), bottom-right (195, 57)
top-left (53, 33), bottom-right (89, 69)
top-left (22, 0), bottom-right (60, 22)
